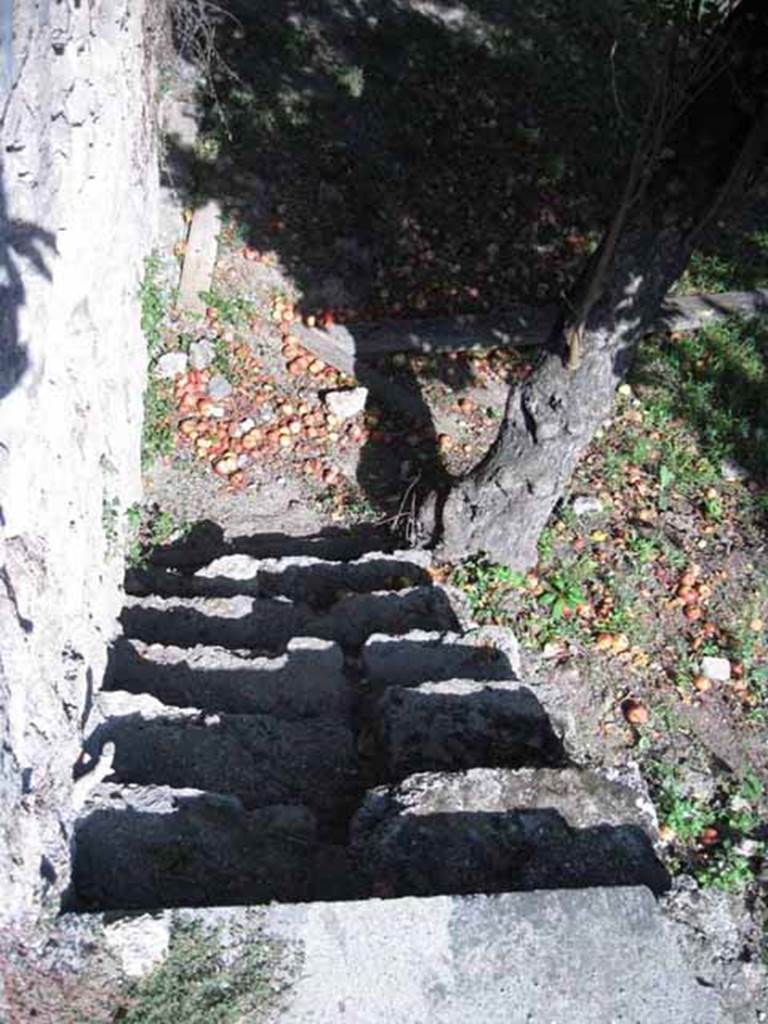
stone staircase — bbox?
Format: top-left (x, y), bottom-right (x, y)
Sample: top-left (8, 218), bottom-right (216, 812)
top-left (64, 537), bottom-right (726, 1021)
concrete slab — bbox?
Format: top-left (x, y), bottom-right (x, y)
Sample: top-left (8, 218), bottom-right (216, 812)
top-left (177, 200), bottom-right (222, 314)
top-left (259, 888), bottom-right (724, 1023)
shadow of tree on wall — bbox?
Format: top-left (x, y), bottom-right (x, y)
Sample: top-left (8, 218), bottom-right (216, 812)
top-left (0, 159), bottom-right (57, 401)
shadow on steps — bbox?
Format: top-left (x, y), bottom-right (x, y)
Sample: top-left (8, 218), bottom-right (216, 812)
top-left (146, 520), bottom-right (398, 572)
top-left (104, 636), bottom-right (352, 718)
top-left (120, 586), bottom-right (458, 652)
top-left (125, 554), bottom-right (432, 608)
top-left (66, 796), bottom-right (668, 913)
top-left (84, 711), bottom-right (361, 823)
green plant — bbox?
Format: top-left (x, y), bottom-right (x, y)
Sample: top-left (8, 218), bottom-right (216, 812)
top-left (211, 333), bottom-right (233, 376)
top-left (140, 253), bottom-right (166, 361)
top-left (121, 922), bottom-right (278, 1024)
top-left (649, 763), bottom-right (766, 893)
top-left (142, 376), bottom-right (175, 470)
top-left (625, 530), bottom-right (661, 564)
top-left (537, 526), bottom-right (555, 563)
top-left (125, 505), bottom-right (189, 568)
top-left (139, 254), bottom-right (176, 469)
top-left (451, 556), bottom-right (524, 623)
top-left (538, 570), bottom-right (586, 621)
top-left (200, 289), bottom-right (256, 327)
top-left (657, 463), bottom-right (674, 511)
top-left (633, 318), bottom-right (768, 483)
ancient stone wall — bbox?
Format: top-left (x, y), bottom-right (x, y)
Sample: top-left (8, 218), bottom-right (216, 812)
top-left (0, 0), bottom-right (159, 926)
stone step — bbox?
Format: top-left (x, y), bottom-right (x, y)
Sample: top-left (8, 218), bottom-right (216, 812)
top-left (120, 585), bottom-right (458, 651)
top-left (147, 524), bottom-right (395, 571)
top-left (361, 626), bottom-right (520, 686)
top-left (65, 890), bottom-right (725, 1022)
top-left (373, 679), bottom-right (565, 778)
top-left (86, 692), bottom-right (360, 821)
top-left (105, 636), bottom-right (352, 718)
top-left (351, 766), bottom-right (669, 898)
top-left (127, 549), bottom-right (433, 608)
top-left (68, 784), bottom-right (334, 910)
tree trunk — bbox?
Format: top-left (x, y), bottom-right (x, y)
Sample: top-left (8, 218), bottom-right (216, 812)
top-left (419, 0), bottom-right (768, 568)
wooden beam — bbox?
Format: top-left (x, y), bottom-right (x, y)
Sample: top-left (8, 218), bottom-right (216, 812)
top-left (178, 200), bottom-right (222, 315)
top-left (293, 289), bottom-right (768, 376)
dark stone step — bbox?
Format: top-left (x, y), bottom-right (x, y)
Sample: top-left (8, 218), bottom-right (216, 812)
top-left (127, 550), bottom-right (432, 609)
top-left (68, 784), bottom-right (363, 911)
top-left (373, 680), bottom-right (566, 778)
top-left (105, 636), bottom-right (352, 718)
top-left (361, 627), bottom-right (520, 687)
top-left (147, 523), bottom-right (395, 571)
top-left (120, 586), bottom-right (458, 652)
top-left (350, 767), bottom-right (669, 898)
top-left (86, 698), bottom-right (360, 822)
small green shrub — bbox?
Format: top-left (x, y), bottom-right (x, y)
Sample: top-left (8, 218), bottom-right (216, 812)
top-left (122, 922), bottom-right (278, 1024)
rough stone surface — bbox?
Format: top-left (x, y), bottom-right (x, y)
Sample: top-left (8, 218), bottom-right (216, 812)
top-left (374, 679), bottom-right (565, 777)
top-left (177, 199), bottom-right (222, 314)
top-left (87, 702), bottom-right (359, 818)
top-left (71, 785), bottom-right (320, 910)
top-left (721, 457), bottom-right (749, 482)
top-left (362, 626), bottom-right (520, 685)
top-left (106, 636), bottom-right (352, 717)
top-left (103, 915), bottom-right (170, 978)
top-left (0, 0), bottom-right (159, 927)
top-left (2, 894), bottom-right (730, 1021)
top-left (207, 373), bottom-right (233, 400)
top-left (189, 338), bottom-right (214, 370)
top-left (121, 585), bottom-right (458, 651)
top-left (663, 877), bottom-right (768, 1023)
top-left (260, 889), bottom-right (725, 1023)
top-left (155, 351), bottom-right (188, 379)
top-left (324, 386), bottom-right (368, 420)
top-left (351, 766), bottom-right (668, 897)
top-left (128, 549), bottom-right (433, 606)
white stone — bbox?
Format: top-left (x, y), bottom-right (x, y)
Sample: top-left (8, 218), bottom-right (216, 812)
top-left (208, 374), bottom-right (233, 400)
top-left (721, 458), bottom-right (748, 482)
top-left (572, 495), bottom-right (603, 517)
top-left (189, 339), bottom-right (214, 370)
top-left (700, 656), bottom-right (731, 682)
top-left (156, 351), bottom-right (188, 378)
top-left (105, 915), bottom-right (171, 978)
top-left (325, 387), bottom-right (368, 421)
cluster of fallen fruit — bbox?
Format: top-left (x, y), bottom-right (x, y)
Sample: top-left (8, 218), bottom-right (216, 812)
top-left (169, 340), bottom-right (366, 488)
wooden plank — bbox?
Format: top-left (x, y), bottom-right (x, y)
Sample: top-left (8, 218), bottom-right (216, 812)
top-left (293, 289), bottom-right (768, 375)
top-left (655, 289), bottom-right (768, 332)
top-left (177, 200), bottom-right (222, 315)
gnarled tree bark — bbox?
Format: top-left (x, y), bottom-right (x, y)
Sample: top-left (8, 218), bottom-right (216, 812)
top-left (418, 0), bottom-right (768, 568)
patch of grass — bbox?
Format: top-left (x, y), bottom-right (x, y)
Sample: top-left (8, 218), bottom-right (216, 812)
top-left (126, 504), bottom-right (190, 568)
top-left (649, 765), bottom-right (766, 894)
top-left (676, 227), bottom-right (768, 294)
top-left (121, 921), bottom-right (279, 1024)
top-left (538, 567), bottom-right (588, 622)
top-left (200, 289), bottom-right (256, 327)
top-left (633, 317), bottom-right (768, 483)
top-left (140, 253), bottom-right (166, 361)
top-left (140, 253), bottom-right (176, 469)
top-left (451, 556), bottom-right (524, 624)
top-left (142, 376), bottom-right (176, 470)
